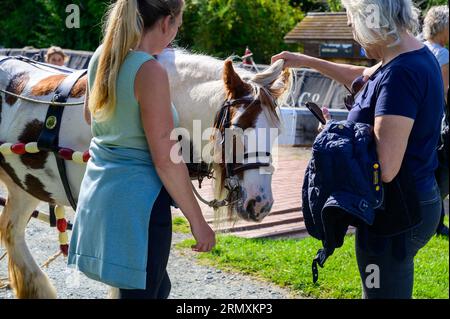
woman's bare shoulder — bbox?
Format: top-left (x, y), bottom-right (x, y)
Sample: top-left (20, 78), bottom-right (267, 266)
top-left (135, 59), bottom-right (169, 97)
top-left (137, 59), bottom-right (168, 81)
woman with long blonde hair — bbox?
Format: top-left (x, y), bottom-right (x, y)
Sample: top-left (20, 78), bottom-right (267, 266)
top-left (68, 0), bottom-right (215, 299)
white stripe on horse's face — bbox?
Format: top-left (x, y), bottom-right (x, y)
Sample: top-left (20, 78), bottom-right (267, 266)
top-left (218, 61), bottom-right (284, 222)
top-left (236, 109), bottom-right (279, 222)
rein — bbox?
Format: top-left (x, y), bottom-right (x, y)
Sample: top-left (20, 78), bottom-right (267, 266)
top-left (0, 56), bottom-right (85, 107)
top-left (0, 88), bottom-right (84, 106)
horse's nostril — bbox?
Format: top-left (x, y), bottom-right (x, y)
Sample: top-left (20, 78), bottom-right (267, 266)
top-left (246, 199), bottom-right (257, 218)
top-left (261, 201), bottom-right (273, 215)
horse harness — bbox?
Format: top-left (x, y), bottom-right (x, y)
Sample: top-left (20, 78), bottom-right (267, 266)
top-left (0, 56), bottom-right (86, 222)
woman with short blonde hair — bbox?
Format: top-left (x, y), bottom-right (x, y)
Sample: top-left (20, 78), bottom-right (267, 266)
top-left (273, 0), bottom-right (444, 298)
top-left (423, 5), bottom-right (449, 237)
top-left (423, 5), bottom-right (449, 98)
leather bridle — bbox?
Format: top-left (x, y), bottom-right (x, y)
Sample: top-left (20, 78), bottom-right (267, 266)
top-left (213, 96), bottom-right (272, 177)
top-left (192, 95), bottom-right (274, 209)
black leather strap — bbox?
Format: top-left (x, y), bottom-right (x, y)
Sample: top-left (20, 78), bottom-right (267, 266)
top-left (312, 248), bottom-right (330, 283)
top-left (231, 162), bottom-right (270, 175)
top-left (56, 153), bottom-right (78, 210)
top-left (37, 69), bottom-right (87, 211)
top-left (49, 204), bottom-right (57, 227)
top-left (37, 69), bottom-right (87, 152)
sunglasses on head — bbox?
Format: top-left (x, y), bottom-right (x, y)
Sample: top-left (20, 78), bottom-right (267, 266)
top-left (343, 76), bottom-right (366, 111)
top-left (343, 65), bottom-right (382, 111)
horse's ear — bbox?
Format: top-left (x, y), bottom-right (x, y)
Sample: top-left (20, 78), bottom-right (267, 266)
top-left (268, 68), bottom-right (291, 99)
top-left (223, 60), bottom-right (252, 99)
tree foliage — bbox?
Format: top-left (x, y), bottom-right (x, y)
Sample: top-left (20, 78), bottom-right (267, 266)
top-left (173, 0), bottom-right (304, 63)
top-left (0, 0), bottom-right (447, 62)
top-left (326, 0), bottom-right (343, 12)
top-left (417, 0), bottom-right (449, 11)
top-left (0, 0), bottom-right (107, 51)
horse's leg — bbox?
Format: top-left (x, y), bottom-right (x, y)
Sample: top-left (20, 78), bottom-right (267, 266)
top-left (0, 169), bottom-right (57, 299)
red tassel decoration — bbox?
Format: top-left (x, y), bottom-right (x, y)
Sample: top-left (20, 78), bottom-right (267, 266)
top-left (11, 143), bottom-right (26, 155)
top-left (57, 219), bottom-right (68, 233)
top-left (60, 244), bottom-right (69, 257)
top-left (82, 150), bottom-right (91, 163)
top-left (58, 148), bottom-right (75, 161)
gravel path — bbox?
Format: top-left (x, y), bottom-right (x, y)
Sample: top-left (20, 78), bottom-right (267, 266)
top-left (0, 187), bottom-right (293, 299)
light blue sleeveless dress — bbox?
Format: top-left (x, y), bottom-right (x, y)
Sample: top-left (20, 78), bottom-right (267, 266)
top-left (68, 47), bottom-right (179, 289)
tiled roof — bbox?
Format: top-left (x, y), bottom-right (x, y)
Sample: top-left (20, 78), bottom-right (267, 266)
top-left (285, 12), bottom-right (354, 42)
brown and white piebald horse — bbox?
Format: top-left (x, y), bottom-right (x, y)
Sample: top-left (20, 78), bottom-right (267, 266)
top-left (0, 48), bottom-right (290, 298)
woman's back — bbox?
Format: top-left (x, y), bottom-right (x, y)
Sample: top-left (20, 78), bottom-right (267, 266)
top-left (88, 47), bottom-right (155, 151)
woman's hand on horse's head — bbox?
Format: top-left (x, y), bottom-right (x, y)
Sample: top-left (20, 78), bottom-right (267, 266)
top-left (271, 51), bottom-right (311, 69)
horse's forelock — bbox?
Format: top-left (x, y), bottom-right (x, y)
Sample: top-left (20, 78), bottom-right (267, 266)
top-left (249, 59), bottom-right (285, 88)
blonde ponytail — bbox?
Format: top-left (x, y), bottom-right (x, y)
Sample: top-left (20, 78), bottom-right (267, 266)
top-left (89, 0), bottom-right (143, 122)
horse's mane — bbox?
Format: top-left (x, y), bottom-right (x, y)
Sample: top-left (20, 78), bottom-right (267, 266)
top-left (158, 48), bottom-right (256, 82)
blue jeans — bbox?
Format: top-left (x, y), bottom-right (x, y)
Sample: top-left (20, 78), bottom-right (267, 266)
top-left (355, 181), bottom-right (442, 299)
top-left (118, 187), bottom-right (172, 299)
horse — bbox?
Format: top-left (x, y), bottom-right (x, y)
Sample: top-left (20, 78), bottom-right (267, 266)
top-left (0, 48), bottom-right (290, 298)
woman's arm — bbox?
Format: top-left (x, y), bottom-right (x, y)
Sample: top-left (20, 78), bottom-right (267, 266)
top-left (136, 60), bottom-right (215, 252)
top-left (83, 88), bottom-right (91, 125)
top-left (271, 51), bottom-right (370, 88)
top-left (374, 115), bottom-right (414, 183)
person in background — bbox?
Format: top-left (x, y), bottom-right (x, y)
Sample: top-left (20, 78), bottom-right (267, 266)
top-left (424, 5), bottom-right (449, 101)
top-left (423, 5), bottom-right (449, 237)
top-left (45, 46), bottom-right (68, 66)
top-left (273, 0), bottom-right (443, 298)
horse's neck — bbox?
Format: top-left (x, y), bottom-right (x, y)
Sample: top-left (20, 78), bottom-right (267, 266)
top-left (159, 50), bottom-right (228, 142)
top-left (158, 50), bottom-right (256, 160)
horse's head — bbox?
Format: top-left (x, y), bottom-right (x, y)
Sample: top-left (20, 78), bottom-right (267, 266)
top-left (212, 59), bottom-right (290, 222)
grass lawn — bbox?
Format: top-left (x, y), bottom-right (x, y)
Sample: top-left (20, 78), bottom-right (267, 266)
top-left (172, 217), bottom-right (191, 234)
top-left (175, 217), bottom-right (449, 299)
